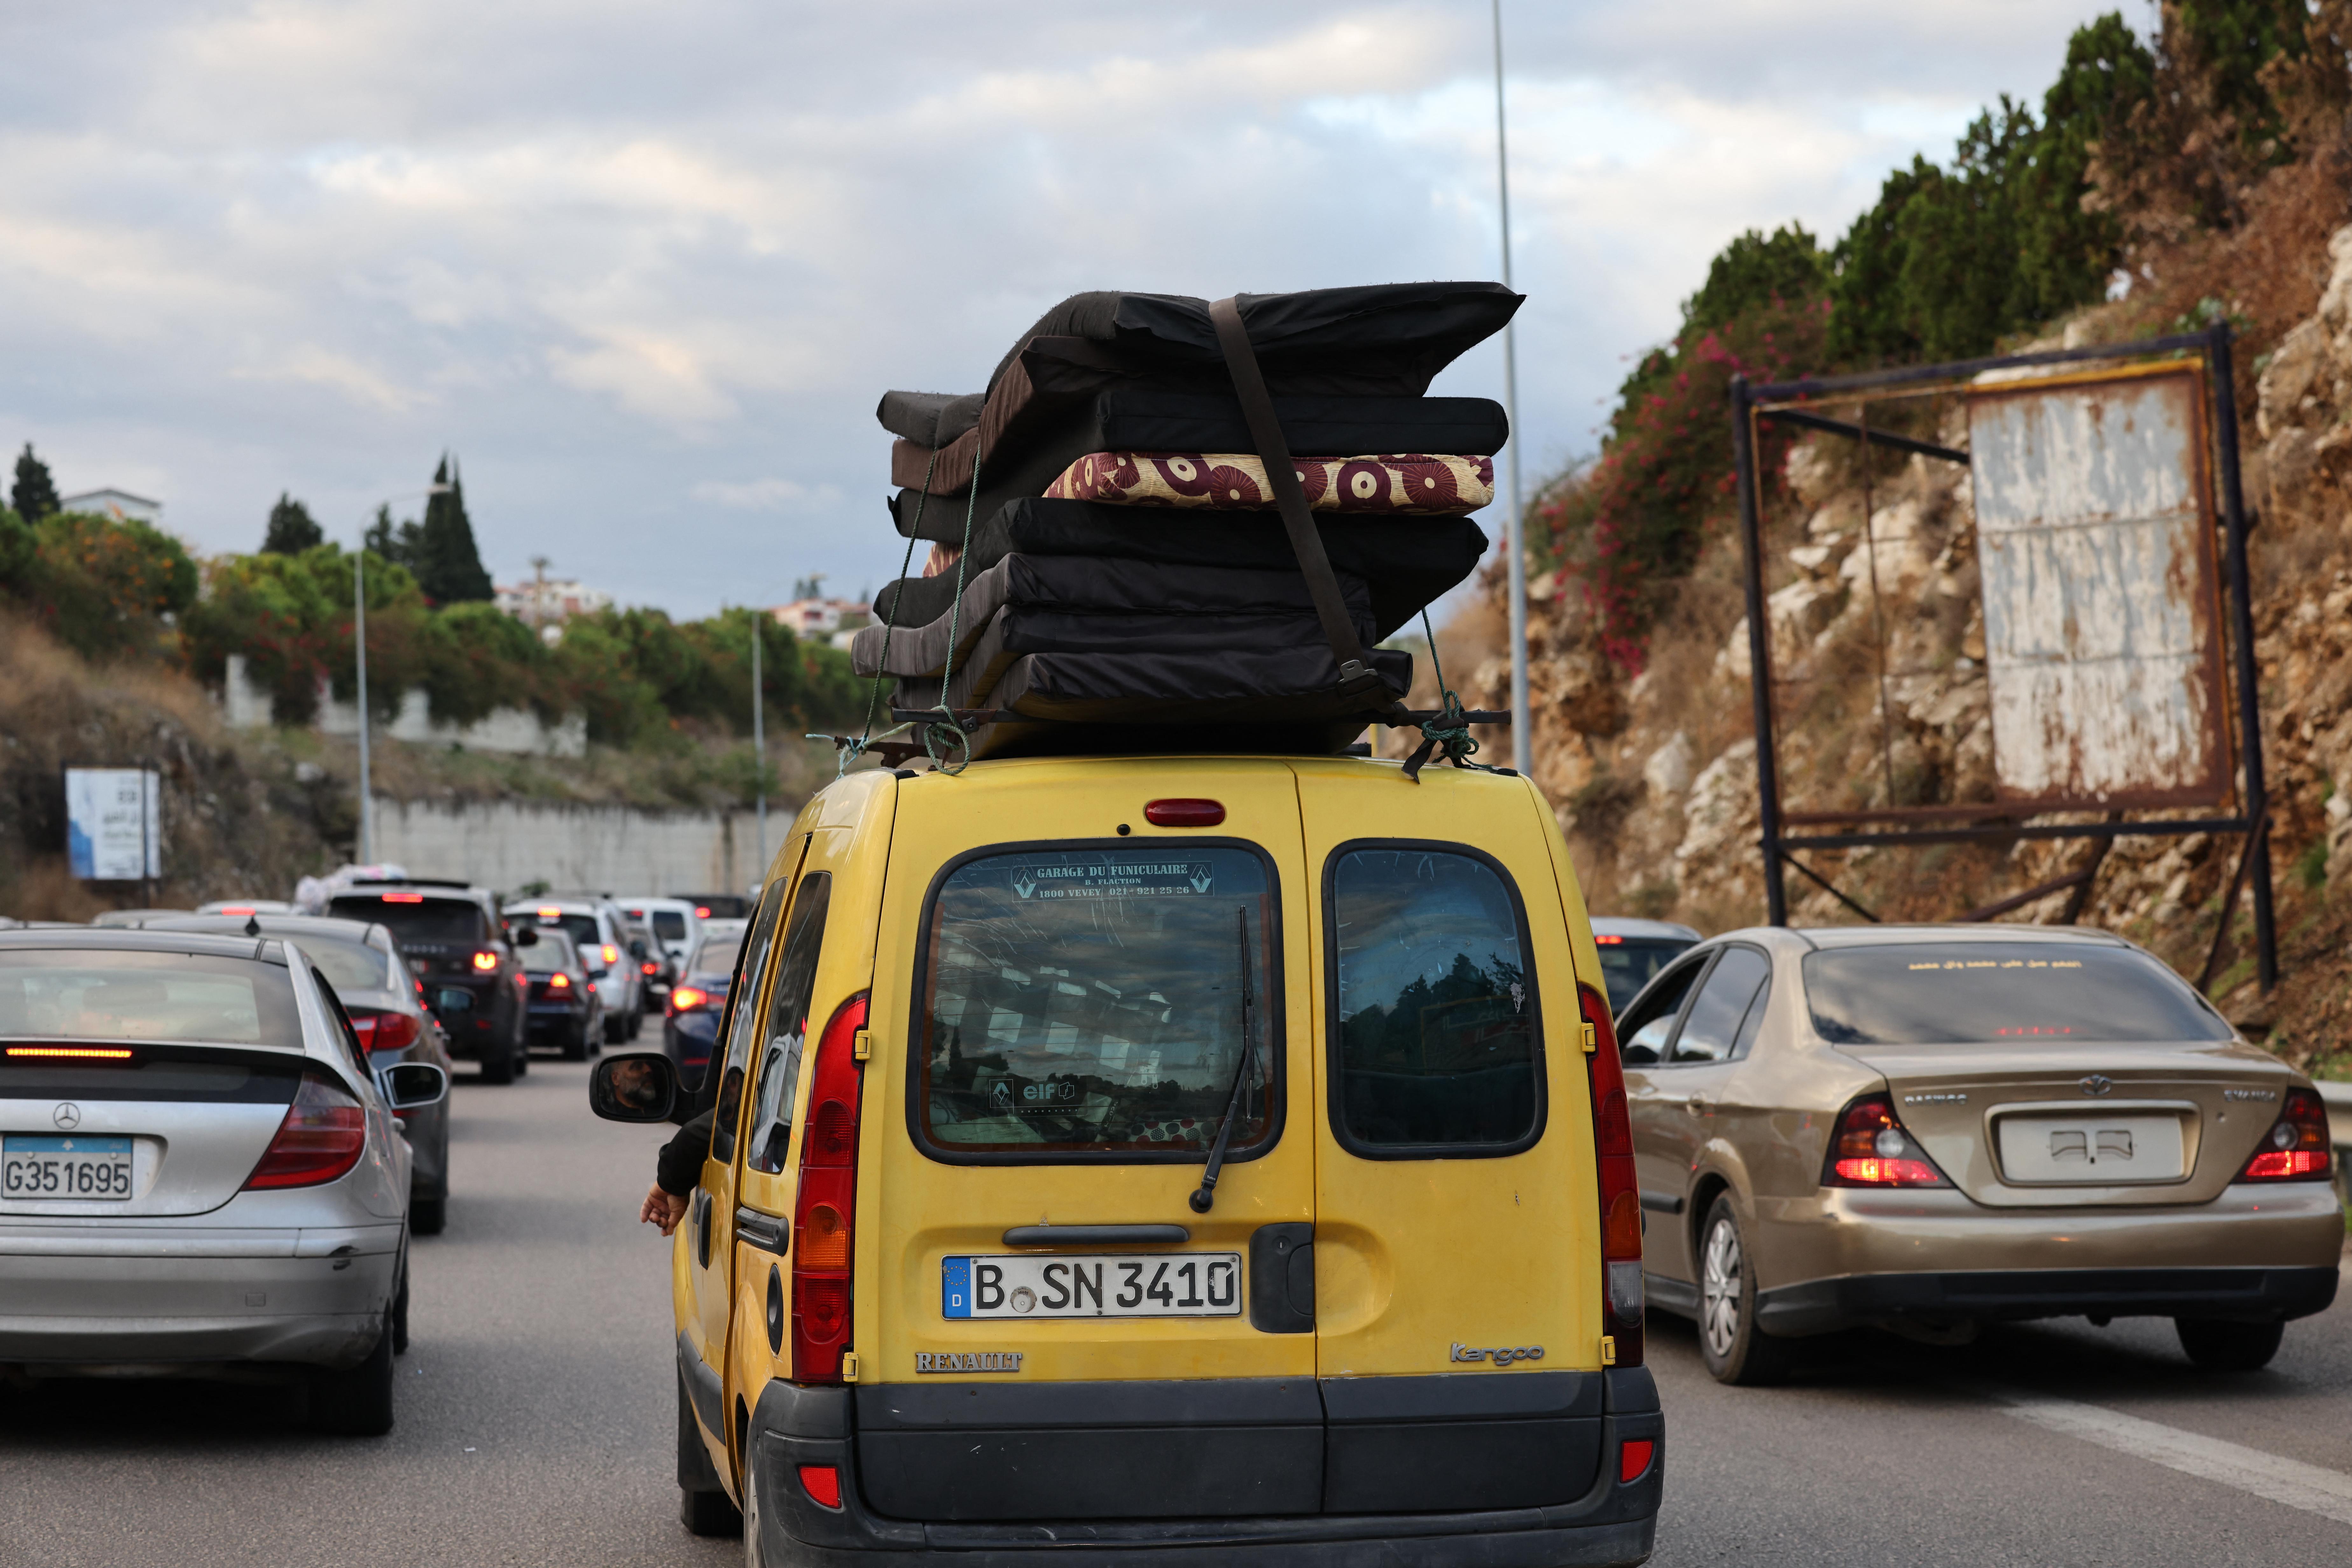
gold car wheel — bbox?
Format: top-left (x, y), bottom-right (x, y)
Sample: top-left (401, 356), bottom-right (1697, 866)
top-left (1701, 1216), bottom-right (1744, 1360)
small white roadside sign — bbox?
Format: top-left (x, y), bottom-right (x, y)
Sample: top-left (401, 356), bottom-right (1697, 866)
top-left (65, 768), bottom-right (161, 881)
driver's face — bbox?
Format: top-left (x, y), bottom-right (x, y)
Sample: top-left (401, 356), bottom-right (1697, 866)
top-left (611, 1059), bottom-right (658, 1108)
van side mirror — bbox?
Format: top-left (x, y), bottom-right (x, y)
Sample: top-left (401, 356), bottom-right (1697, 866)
top-left (591, 1052), bottom-right (678, 1123)
top-left (378, 1061), bottom-right (450, 1111)
top-left (513, 926), bottom-right (539, 948)
top-left (433, 987), bottom-right (476, 1014)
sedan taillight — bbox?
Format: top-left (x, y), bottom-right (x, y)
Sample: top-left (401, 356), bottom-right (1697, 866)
top-left (669, 985), bottom-right (710, 1013)
top-left (470, 950), bottom-right (500, 972)
top-left (244, 1074), bottom-right (367, 1189)
top-left (348, 1010), bottom-right (420, 1055)
top-left (2236, 1087), bottom-right (2333, 1181)
top-left (1822, 1095), bottom-right (1949, 1187)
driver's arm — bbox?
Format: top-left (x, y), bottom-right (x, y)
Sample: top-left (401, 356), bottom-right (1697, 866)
top-left (655, 1108), bottom-right (717, 1198)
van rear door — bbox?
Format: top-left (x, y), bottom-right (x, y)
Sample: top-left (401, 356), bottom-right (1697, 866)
top-left (862, 760), bottom-right (1319, 1522)
top-left (1295, 762), bottom-right (1606, 1513)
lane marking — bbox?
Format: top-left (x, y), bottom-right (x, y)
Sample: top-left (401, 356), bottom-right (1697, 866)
top-left (1994, 1390), bottom-right (2352, 1528)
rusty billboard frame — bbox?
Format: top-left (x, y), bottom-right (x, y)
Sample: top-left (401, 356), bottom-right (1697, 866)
top-left (1728, 322), bottom-right (2276, 991)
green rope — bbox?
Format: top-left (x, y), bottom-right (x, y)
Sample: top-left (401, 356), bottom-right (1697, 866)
top-left (1413, 608), bottom-right (1498, 775)
top-left (831, 449), bottom-right (939, 776)
top-left (920, 439), bottom-right (989, 777)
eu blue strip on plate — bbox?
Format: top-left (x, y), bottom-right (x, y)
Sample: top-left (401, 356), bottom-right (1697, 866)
top-left (941, 1256), bottom-right (972, 1319)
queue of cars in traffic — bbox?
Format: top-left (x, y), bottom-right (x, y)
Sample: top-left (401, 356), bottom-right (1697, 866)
top-left (0, 877), bottom-right (719, 1436)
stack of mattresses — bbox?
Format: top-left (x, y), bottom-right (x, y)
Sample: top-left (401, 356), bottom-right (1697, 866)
top-left (852, 283), bottom-right (1519, 757)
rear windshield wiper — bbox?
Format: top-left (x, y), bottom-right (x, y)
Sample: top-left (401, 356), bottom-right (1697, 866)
top-left (1189, 906), bottom-right (1256, 1215)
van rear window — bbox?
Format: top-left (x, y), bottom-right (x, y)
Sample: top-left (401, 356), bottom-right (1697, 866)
top-left (329, 896), bottom-right (485, 946)
top-left (1327, 846), bottom-right (1542, 1155)
top-left (915, 846), bottom-right (1277, 1160)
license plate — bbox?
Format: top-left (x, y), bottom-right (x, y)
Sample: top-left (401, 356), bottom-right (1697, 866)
top-left (3, 1135), bottom-right (135, 1200)
top-left (943, 1253), bottom-right (1242, 1319)
top-left (1996, 1112), bottom-right (2185, 1183)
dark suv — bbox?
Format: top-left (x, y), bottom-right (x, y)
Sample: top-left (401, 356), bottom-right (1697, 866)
top-left (327, 879), bottom-right (530, 1083)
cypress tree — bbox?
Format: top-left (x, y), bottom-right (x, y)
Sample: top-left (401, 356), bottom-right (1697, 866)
top-left (12, 444), bottom-right (60, 522)
top-left (261, 492), bottom-right (324, 554)
top-left (414, 455), bottom-right (494, 603)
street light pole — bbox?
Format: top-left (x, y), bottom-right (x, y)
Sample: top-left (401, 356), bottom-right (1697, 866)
top-left (751, 613), bottom-right (767, 876)
top-left (355, 484), bottom-right (449, 867)
top-left (1491, 0), bottom-right (1531, 777)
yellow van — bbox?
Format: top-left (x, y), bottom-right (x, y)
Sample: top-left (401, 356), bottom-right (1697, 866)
top-left (592, 752), bottom-right (1662, 1566)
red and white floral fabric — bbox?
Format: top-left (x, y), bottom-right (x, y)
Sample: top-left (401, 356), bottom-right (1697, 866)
top-left (1043, 452), bottom-right (1492, 514)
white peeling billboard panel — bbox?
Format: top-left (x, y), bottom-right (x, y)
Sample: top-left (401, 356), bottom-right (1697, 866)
top-left (1968, 368), bottom-right (2229, 807)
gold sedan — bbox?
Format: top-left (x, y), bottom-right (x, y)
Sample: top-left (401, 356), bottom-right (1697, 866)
top-left (1613, 925), bottom-right (2341, 1384)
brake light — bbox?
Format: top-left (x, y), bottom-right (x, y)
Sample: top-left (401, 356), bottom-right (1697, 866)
top-left (471, 950), bottom-right (499, 972)
top-left (347, 1010), bottom-right (420, 1055)
top-left (219, 905), bottom-right (256, 916)
top-left (549, 972), bottom-right (570, 989)
top-left (383, 892), bottom-right (424, 903)
top-left (695, 906), bottom-right (711, 917)
top-left (670, 985), bottom-right (710, 1013)
top-left (1582, 981), bottom-right (1643, 1368)
top-left (1823, 1095), bottom-right (1950, 1187)
top-left (1144, 798), bottom-right (1225, 827)
top-left (792, 992), bottom-right (869, 1383)
top-left (641, 961), bottom-right (658, 975)
top-left (1595, 933), bottom-right (1624, 945)
top-left (7, 1046), bottom-right (132, 1060)
top-left (2236, 1088), bottom-right (2333, 1181)
top-left (538, 905), bottom-right (560, 917)
top-left (602, 944), bottom-right (619, 965)
top-left (243, 1074), bottom-right (366, 1188)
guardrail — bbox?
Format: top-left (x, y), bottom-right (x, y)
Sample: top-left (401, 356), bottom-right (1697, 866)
top-left (2319, 1081), bottom-right (2352, 1215)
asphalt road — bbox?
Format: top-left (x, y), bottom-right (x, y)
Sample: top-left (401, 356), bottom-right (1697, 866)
top-left (3, 1056), bottom-right (2348, 1566)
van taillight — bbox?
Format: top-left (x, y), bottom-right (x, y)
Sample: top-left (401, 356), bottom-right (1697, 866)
top-left (243, 1074), bottom-right (367, 1189)
top-left (2236, 1088), bottom-right (2333, 1181)
top-left (1581, 982), bottom-right (1643, 1368)
top-left (791, 992), bottom-right (869, 1383)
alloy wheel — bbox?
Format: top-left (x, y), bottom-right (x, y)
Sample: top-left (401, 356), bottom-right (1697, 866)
top-left (1701, 1216), bottom-right (1744, 1360)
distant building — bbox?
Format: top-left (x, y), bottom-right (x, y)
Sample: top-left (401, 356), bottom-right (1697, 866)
top-left (60, 489), bottom-right (162, 523)
top-left (497, 577), bottom-right (612, 627)
top-left (770, 596), bottom-right (870, 639)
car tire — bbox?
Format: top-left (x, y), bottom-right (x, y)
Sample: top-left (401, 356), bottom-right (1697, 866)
top-left (561, 1018), bottom-right (590, 1062)
top-left (310, 1314), bottom-right (396, 1436)
top-left (480, 1039), bottom-right (516, 1085)
top-left (392, 1252), bottom-right (411, 1355)
top-left (679, 1371), bottom-right (742, 1537)
top-left (604, 1009), bottom-right (628, 1045)
top-left (2176, 1316), bottom-right (2284, 1371)
top-left (410, 1193), bottom-right (447, 1237)
top-left (742, 1447), bottom-right (768, 1567)
top-left (1697, 1195), bottom-right (1796, 1386)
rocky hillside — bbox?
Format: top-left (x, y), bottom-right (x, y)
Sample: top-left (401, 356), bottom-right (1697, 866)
top-left (1458, 97), bottom-right (2352, 1078)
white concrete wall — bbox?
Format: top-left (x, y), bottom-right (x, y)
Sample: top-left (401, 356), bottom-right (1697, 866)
top-left (369, 798), bottom-right (758, 896)
top-left (222, 654), bottom-right (587, 758)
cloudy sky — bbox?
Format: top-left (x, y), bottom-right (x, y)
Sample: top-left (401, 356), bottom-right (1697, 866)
top-left (0, 0), bottom-right (2144, 618)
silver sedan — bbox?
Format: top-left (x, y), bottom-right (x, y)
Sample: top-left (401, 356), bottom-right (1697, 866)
top-left (0, 929), bottom-right (445, 1433)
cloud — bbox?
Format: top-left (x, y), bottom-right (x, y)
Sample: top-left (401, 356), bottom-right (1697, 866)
top-left (691, 477), bottom-right (841, 510)
top-left (0, 0), bottom-right (2133, 617)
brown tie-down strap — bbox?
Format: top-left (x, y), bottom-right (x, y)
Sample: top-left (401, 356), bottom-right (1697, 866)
top-left (1209, 296), bottom-right (1388, 698)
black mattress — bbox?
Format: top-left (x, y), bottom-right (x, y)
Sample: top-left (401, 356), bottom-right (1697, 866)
top-left (888, 389), bottom-right (1506, 494)
top-left (875, 499), bottom-right (1486, 641)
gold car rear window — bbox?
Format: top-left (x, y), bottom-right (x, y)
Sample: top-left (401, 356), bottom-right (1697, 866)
top-left (915, 845), bottom-right (1277, 1160)
top-left (1803, 943), bottom-right (2232, 1044)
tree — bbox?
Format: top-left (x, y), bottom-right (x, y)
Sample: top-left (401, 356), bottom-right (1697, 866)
top-left (261, 492), bottom-right (324, 554)
top-left (412, 456), bottom-right (493, 604)
top-left (363, 503), bottom-right (425, 574)
top-left (12, 443), bottom-right (60, 523)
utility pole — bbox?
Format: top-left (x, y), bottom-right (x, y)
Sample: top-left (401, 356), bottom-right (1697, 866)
top-left (751, 610), bottom-right (767, 876)
top-left (1491, 0), bottom-right (1531, 776)
top-left (355, 547), bottom-right (372, 864)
